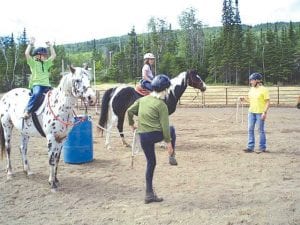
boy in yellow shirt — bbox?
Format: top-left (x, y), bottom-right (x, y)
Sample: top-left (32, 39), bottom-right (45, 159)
top-left (240, 73), bottom-right (270, 153)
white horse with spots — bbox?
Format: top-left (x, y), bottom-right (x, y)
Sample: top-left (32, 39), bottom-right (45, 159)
top-left (0, 66), bottom-right (96, 191)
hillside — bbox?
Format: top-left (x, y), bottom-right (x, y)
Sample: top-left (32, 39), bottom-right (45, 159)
top-left (61, 22), bottom-right (300, 53)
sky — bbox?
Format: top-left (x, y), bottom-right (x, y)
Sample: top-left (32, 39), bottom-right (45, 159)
top-left (1, 0), bottom-right (299, 45)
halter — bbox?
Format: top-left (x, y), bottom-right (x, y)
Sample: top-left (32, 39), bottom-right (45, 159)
top-left (47, 91), bottom-right (86, 127)
top-left (187, 71), bottom-right (203, 88)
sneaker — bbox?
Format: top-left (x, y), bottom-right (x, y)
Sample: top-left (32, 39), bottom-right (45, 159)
top-left (169, 156), bottom-right (178, 166)
top-left (243, 148), bottom-right (254, 153)
top-left (144, 192), bottom-right (163, 204)
top-left (256, 149), bottom-right (269, 154)
top-left (22, 111), bottom-right (31, 120)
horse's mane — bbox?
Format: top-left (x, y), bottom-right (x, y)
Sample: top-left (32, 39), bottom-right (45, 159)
top-left (56, 72), bottom-right (72, 93)
top-left (168, 71), bottom-right (187, 95)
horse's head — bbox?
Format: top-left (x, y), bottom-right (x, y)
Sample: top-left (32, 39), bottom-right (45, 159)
top-left (186, 70), bottom-right (206, 92)
top-left (69, 66), bottom-right (96, 106)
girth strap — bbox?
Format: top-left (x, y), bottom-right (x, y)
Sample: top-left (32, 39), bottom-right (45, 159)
top-left (32, 113), bottom-right (46, 137)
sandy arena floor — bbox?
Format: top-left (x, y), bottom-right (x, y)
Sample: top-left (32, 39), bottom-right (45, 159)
top-left (0, 107), bottom-right (299, 225)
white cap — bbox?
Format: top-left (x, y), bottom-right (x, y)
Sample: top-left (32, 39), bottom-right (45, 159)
top-left (143, 53), bottom-right (155, 59)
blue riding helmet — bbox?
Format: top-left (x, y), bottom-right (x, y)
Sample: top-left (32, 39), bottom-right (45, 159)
top-left (33, 47), bottom-right (48, 56)
top-left (249, 72), bottom-right (262, 81)
top-left (151, 74), bottom-right (171, 92)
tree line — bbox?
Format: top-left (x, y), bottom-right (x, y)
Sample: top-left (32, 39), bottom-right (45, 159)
top-left (0, 0), bottom-right (300, 93)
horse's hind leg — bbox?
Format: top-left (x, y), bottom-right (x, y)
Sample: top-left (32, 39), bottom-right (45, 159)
top-left (104, 111), bottom-right (117, 150)
top-left (19, 134), bottom-right (32, 176)
top-left (2, 120), bottom-right (14, 179)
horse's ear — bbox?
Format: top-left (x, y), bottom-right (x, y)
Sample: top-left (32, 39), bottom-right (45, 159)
top-left (83, 63), bottom-right (88, 70)
top-left (187, 69), bottom-right (197, 76)
top-left (69, 65), bottom-right (76, 74)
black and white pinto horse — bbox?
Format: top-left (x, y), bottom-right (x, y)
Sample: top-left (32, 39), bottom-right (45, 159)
top-left (0, 66), bottom-right (96, 191)
top-left (98, 70), bottom-right (206, 149)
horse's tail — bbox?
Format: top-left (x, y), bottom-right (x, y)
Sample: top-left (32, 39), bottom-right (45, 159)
top-left (0, 121), bottom-right (5, 159)
top-left (98, 88), bottom-right (115, 134)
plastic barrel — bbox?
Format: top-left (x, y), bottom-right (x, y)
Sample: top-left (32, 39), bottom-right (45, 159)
top-left (63, 115), bottom-right (93, 164)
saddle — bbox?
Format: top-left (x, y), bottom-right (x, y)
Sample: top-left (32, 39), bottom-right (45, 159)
top-left (135, 83), bottom-right (151, 96)
top-left (23, 92), bottom-right (49, 137)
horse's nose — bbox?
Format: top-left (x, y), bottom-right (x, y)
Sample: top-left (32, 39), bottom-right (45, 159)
top-left (88, 95), bottom-right (96, 106)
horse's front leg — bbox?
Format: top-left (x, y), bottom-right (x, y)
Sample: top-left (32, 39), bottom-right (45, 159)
top-left (48, 141), bottom-right (62, 192)
top-left (117, 115), bottom-right (130, 147)
top-left (54, 149), bottom-right (62, 185)
top-left (19, 134), bottom-right (33, 176)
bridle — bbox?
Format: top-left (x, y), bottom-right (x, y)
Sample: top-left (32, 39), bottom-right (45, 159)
top-left (187, 71), bottom-right (204, 89)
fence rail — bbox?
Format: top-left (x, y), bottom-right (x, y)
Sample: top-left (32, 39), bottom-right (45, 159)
top-left (79, 86), bottom-right (300, 112)
top-left (1, 86), bottom-right (297, 115)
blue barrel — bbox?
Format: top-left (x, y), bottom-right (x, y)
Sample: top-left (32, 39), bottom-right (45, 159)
top-left (63, 115), bottom-right (93, 164)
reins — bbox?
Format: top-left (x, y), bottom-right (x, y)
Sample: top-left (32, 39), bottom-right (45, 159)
top-left (187, 72), bottom-right (204, 88)
top-left (47, 91), bottom-right (86, 127)
top-left (96, 124), bottom-right (133, 135)
top-left (200, 93), bottom-right (245, 123)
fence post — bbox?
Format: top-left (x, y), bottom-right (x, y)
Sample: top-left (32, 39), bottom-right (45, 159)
top-left (277, 86), bottom-right (280, 105)
top-left (225, 87), bottom-right (228, 105)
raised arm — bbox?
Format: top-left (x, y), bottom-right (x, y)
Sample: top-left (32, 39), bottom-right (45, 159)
top-left (46, 41), bottom-right (56, 61)
top-left (25, 37), bottom-right (35, 59)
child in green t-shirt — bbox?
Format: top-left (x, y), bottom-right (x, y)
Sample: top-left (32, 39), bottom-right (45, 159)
top-left (23, 37), bottom-right (56, 119)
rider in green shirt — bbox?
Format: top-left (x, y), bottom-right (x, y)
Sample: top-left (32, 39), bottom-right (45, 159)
top-left (23, 37), bottom-right (56, 119)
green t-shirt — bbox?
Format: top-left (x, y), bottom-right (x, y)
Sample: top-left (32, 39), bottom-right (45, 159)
top-left (127, 95), bottom-right (171, 142)
top-left (27, 57), bottom-right (53, 88)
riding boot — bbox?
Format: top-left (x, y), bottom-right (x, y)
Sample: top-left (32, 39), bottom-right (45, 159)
top-left (144, 191), bottom-right (163, 204)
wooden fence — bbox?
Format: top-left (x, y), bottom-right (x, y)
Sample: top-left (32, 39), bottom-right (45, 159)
top-left (79, 86), bottom-right (300, 112)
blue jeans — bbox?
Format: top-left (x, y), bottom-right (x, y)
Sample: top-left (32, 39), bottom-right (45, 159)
top-left (26, 85), bottom-right (51, 113)
top-left (139, 126), bottom-right (176, 193)
top-left (247, 112), bottom-right (266, 150)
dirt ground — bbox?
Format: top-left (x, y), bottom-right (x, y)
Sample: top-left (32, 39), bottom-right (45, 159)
top-left (0, 107), bottom-right (299, 225)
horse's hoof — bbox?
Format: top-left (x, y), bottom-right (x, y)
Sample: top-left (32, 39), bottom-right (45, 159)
top-left (123, 143), bottom-right (131, 148)
top-left (7, 174), bottom-right (13, 180)
top-left (54, 178), bottom-right (60, 186)
top-left (51, 188), bottom-right (58, 193)
top-left (27, 171), bottom-right (34, 176)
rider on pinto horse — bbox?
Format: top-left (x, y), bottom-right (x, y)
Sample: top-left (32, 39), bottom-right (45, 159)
top-left (137, 53), bottom-right (156, 95)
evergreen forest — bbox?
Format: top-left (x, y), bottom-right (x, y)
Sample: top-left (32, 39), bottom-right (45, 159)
top-left (0, 0), bottom-right (300, 92)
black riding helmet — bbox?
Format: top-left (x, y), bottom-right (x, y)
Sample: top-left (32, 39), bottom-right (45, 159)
top-left (33, 47), bottom-right (48, 56)
top-left (249, 72), bottom-right (262, 81)
top-left (151, 74), bottom-right (171, 92)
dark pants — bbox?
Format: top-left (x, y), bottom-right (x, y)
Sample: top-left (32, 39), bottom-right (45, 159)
top-left (139, 126), bottom-right (176, 193)
top-left (26, 85), bottom-right (51, 113)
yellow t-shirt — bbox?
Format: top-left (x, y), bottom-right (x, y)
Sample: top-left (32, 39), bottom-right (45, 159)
top-left (248, 85), bottom-right (270, 113)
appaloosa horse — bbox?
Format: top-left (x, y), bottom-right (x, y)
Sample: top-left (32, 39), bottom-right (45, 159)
top-left (98, 70), bottom-right (206, 149)
top-left (0, 66), bottom-right (96, 191)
